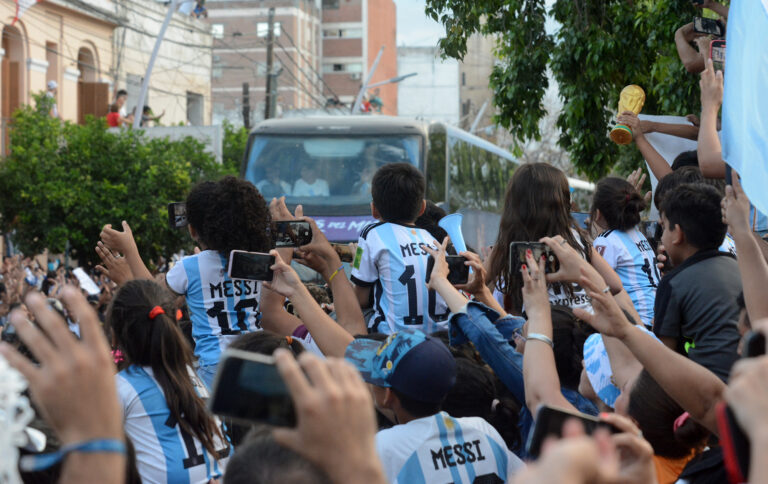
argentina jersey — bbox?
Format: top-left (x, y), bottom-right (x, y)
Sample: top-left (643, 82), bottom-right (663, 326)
top-left (166, 251), bottom-right (261, 367)
top-left (376, 412), bottom-right (524, 483)
top-left (351, 222), bottom-right (450, 334)
top-left (117, 366), bottom-right (231, 484)
top-left (594, 228), bottom-right (660, 327)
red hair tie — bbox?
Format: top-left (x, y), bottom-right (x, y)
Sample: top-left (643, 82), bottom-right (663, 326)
top-left (285, 336), bottom-right (293, 345)
top-left (149, 306), bottom-right (165, 320)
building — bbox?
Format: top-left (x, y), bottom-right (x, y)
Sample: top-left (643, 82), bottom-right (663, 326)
top-left (458, 32), bottom-right (496, 134)
top-left (396, 46), bottom-right (458, 124)
top-left (321, 0), bottom-right (397, 114)
top-left (0, 0), bottom-right (212, 149)
top-left (205, 0), bottom-right (323, 126)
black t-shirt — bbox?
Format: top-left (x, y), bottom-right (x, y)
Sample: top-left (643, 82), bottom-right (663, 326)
top-left (653, 250), bottom-right (741, 381)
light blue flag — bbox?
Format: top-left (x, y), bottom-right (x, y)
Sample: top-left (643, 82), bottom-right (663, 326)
top-left (722, 0), bottom-right (768, 219)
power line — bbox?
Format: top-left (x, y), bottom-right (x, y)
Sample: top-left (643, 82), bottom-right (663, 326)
top-left (279, 29), bottom-right (339, 99)
top-left (272, 51), bottom-right (329, 110)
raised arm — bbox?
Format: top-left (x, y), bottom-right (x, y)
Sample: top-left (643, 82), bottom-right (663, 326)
top-left (675, 23), bottom-right (706, 74)
top-left (100, 221), bottom-right (153, 281)
top-left (698, 59), bottom-right (727, 178)
top-left (695, 0), bottom-right (729, 20)
top-left (640, 120), bottom-right (699, 141)
top-left (617, 112), bottom-right (673, 180)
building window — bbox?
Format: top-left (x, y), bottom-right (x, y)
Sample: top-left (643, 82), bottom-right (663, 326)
top-left (323, 28), bottom-right (363, 39)
top-left (187, 92), bottom-right (204, 126)
top-left (324, 63), bottom-right (363, 73)
top-left (346, 63), bottom-right (363, 73)
top-left (257, 22), bottom-right (282, 37)
top-left (461, 72), bottom-right (466, 86)
top-left (211, 24), bottom-right (224, 39)
top-left (322, 0), bottom-right (340, 9)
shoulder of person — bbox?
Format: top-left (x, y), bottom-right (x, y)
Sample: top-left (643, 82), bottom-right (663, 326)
top-left (360, 221), bottom-right (386, 240)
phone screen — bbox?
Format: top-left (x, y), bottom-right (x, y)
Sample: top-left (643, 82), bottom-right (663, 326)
top-left (273, 221), bottom-right (312, 248)
top-left (168, 202), bottom-right (188, 229)
top-left (694, 17), bottom-right (723, 37)
top-left (228, 251), bottom-right (275, 281)
top-left (426, 255), bottom-right (470, 285)
top-left (571, 212), bottom-right (590, 230)
top-left (208, 350), bottom-right (295, 426)
top-left (526, 406), bottom-right (619, 458)
top-left (710, 40), bottom-right (726, 72)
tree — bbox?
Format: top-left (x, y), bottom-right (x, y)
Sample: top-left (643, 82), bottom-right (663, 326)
top-left (425, 0), bottom-right (705, 179)
top-left (0, 93), bottom-right (227, 266)
top-left (222, 120), bottom-right (249, 176)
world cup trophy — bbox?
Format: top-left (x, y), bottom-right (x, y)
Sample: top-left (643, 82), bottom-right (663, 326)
top-left (610, 85), bottom-right (646, 145)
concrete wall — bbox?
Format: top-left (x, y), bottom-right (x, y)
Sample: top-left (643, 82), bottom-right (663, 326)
top-left (397, 46), bottom-right (458, 124)
top-left (366, 0), bottom-right (397, 115)
top-left (459, 32), bottom-right (496, 132)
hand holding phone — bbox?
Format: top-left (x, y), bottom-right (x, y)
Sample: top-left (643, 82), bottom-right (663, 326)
top-left (509, 242), bottom-right (559, 278)
top-left (331, 243), bottom-right (355, 263)
top-left (693, 16), bottom-right (725, 37)
top-left (526, 405), bottom-right (620, 459)
top-left (710, 39), bottom-right (726, 72)
top-left (273, 221), bottom-right (313, 248)
top-left (228, 251), bottom-right (275, 281)
top-left (426, 255), bottom-right (469, 285)
top-left (168, 202), bottom-right (187, 229)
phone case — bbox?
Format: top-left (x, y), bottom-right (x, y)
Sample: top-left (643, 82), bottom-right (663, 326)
top-left (716, 402), bottom-right (749, 484)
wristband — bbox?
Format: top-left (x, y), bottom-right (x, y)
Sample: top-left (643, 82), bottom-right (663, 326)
top-left (328, 265), bottom-right (345, 283)
top-left (526, 333), bottom-right (554, 348)
top-left (20, 438), bottom-right (126, 471)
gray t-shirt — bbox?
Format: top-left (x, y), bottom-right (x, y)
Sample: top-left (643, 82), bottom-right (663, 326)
top-left (652, 250), bottom-right (741, 381)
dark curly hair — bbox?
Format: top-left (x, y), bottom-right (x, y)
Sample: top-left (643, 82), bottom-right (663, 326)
top-left (186, 176), bottom-right (271, 256)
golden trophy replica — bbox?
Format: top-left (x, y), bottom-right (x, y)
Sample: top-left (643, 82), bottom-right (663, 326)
top-left (610, 85), bottom-right (646, 145)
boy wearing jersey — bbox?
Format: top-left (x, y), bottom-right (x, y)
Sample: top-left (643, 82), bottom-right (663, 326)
top-left (351, 163), bottom-right (449, 334)
top-left (345, 330), bottom-right (524, 483)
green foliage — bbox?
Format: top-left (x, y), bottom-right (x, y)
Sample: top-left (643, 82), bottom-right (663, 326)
top-left (0, 93), bottom-right (227, 265)
top-left (222, 120), bottom-right (249, 176)
top-left (425, 0), bottom-right (703, 179)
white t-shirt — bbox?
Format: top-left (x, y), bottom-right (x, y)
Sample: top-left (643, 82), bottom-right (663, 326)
top-left (292, 178), bottom-right (330, 197)
top-left (166, 251), bottom-right (262, 367)
top-left (376, 412), bottom-right (524, 483)
top-left (351, 222), bottom-right (449, 334)
top-left (117, 366), bottom-right (230, 484)
top-left (46, 92), bottom-right (59, 118)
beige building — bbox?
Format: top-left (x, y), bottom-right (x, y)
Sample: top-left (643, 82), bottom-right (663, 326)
top-left (0, 0), bottom-right (212, 151)
top-left (459, 32), bottom-right (496, 135)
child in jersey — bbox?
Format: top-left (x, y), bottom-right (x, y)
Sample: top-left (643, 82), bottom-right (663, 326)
top-left (591, 177), bottom-right (659, 327)
top-left (345, 331), bottom-right (524, 483)
top-left (350, 163), bottom-right (449, 334)
top-left (165, 176), bottom-right (272, 388)
top-left (110, 280), bottom-right (230, 484)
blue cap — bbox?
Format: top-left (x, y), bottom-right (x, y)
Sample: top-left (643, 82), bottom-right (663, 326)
top-left (345, 330), bottom-right (457, 403)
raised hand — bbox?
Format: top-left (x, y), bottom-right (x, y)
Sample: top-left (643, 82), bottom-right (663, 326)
top-left (521, 247), bottom-right (549, 316)
top-left (99, 220), bottom-right (137, 255)
top-left (455, 251), bottom-right (487, 295)
top-left (573, 269), bottom-right (633, 339)
top-left (294, 217), bottom-right (342, 280)
top-left (421, 237), bottom-right (450, 291)
top-left (721, 174), bottom-right (751, 237)
top-left (262, 250), bottom-right (304, 299)
top-left (95, 241), bottom-right (133, 286)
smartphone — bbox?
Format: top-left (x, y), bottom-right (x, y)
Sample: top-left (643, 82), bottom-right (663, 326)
top-left (509, 242), bottom-right (559, 277)
top-left (272, 221), bottom-right (312, 248)
top-left (332, 243), bottom-right (355, 263)
top-left (425, 255), bottom-right (470, 285)
top-left (167, 202), bottom-right (188, 229)
top-left (716, 402), bottom-right (749, 484)
top-left (208, 349), bottom-right (295, 426)
top-left (526, 405), bottom-right (619, 459)
top-left (710, 39), bottom-right (726, 72)
top-left (725, 163), bottom-right (733, 186)
top-left (227, 251), bottom-right (275, 281)
top-left (571, 212), bottom-right (590, 230)
top-left (693, 16), bottom-right (724, 37)
top-left (742, 331), bottom-right (766, 358)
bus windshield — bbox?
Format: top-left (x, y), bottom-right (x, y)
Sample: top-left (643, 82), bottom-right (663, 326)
top-left (244, 135), bottom-right (422, 213)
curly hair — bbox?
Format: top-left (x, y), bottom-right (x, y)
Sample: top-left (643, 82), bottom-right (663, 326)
top-left (186, 176), bottom-right (271, 255)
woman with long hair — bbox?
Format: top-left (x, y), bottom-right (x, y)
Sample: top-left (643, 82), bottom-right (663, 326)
top-left (110, 280), bottom-right (230, 483)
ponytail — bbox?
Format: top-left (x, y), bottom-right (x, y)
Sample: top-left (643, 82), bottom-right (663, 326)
top-left (108, 280), bottom-right (223, 457)
top-left (591, 177), bottom-right (645, 232)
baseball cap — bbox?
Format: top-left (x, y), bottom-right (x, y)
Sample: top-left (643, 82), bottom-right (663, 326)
top-left (47, 80), bottom-right (58, 90)
top-left (345, 330), bottom-right (457, 403)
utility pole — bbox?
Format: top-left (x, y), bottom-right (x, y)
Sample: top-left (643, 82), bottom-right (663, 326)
top-left (264, 7), bottom-right (275, 120)
top-left (242, 82), bottom-right (251, 130)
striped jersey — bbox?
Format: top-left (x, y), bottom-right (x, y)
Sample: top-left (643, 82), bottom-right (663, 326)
top-left (166, 251), bottom-right (261, 367)
top-left (376, 412), bottom-right (524, 483)
top-left (350, 222), bottom-right (450, 334)
top-left (594, 228), bottom-right (660, 327)
top-left (116, 366), bottom-right (231, 484)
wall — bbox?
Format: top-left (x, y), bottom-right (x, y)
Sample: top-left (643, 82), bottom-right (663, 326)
top-left (459, 32), bottom-right (496, 132)
top-left (397, 46), bottom-right (458, 124)
top-left (366, 0), bottom-right (396, 114)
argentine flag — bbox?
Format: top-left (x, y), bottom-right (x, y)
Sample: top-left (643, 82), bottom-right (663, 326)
top-left (722, 0), bottom-right (768, 217)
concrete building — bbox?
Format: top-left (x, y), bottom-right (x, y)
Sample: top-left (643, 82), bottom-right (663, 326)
top-left (205, 0), bottom-right (322, 126)
top-left (321, 0), bottom-right (397, 114)
top-left (0, 0), bottom-right (213, 143)
top-left (396, 46), bottom-right (458, 124)
top-left (459, 32), bottom-right (496, 134)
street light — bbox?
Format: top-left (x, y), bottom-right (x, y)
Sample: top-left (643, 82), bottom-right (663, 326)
top-left (367, 72), bottom-right (418, 89)
top-left (351, 45), bottom-right (418, 114)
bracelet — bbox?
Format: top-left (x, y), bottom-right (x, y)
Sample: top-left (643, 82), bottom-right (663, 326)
top-left (20, 438), bottom-right (126, 471)
top-left (526, 333), bottom-right (554, 348)
top-left (328, 265), bottom-right (345, 283)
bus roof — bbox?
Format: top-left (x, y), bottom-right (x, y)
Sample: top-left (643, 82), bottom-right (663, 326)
top-left (249, 115), bottom-right (427, 136)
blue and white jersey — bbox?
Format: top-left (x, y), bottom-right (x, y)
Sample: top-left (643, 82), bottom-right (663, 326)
top-left (376, 412), bottom-right (524, 484)
top-left (166, 251), bottom-right (261, 367)
top-left (720, 233), bottom-right (737, 257)
top-left (594, 228), bottom-right (660, 327)
top-left (116, 366), bottom-right (231, 484)
top-left (350, 222), bottom-right (449, 334)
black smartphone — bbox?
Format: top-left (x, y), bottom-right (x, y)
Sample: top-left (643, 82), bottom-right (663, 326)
top-left (693, 16), bottom-right (724, 37)
top-left (742, 331), bottom-right (766, 358)
top-left (571, 212), bottom-right (590, 230)
top-left (331, 243), bottom-right (355, 263)
top-left (710, 39), bottom-right (726, 72)
top-left (272, 221), bottom-right (313, 248)
top-left (509, 242), bottom-right (559, 277)
top-left (526, 405), bottom-right (619, 459)
top-left (716, 402), bottom-right (749, 484)
top-left (168, 202), bottom-right (188, 229)
top-left (724, 163), bottom-right (733, 187)
top-left (208, 349), bottom-right (295, 427)
top-left (425, 255), bottom-right (470, 285)
top-left (227, 251), bottom-right (275, 281)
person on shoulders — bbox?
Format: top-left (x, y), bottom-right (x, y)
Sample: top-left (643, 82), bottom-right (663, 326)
top-left (350, 163), bottom-right (450, 334)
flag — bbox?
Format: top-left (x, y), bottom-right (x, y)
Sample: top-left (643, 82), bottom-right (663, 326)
top-left (177, 0), bottom-right (196, 15)
top-left (721, 0), bottom-right (768, 216)
top-left (12, 0), bottom-right (41, 25)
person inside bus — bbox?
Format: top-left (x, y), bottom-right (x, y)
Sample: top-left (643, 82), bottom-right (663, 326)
top-left (354, 148), bottom-right (379, 196)
top-left (293, 161), bottom-right (330, 197)
top-left (256, 165), bottom-right (292, 199)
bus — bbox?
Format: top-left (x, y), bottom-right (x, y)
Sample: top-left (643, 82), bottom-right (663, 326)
top-left (240, 116), bottom-right (594, 251)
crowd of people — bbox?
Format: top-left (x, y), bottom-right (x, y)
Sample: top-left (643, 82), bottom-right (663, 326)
top-left (2, 1), bottom-right (768, 483)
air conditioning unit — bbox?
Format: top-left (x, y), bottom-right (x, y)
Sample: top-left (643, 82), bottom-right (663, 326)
top-left (350, 72), bottom-right (362, 80)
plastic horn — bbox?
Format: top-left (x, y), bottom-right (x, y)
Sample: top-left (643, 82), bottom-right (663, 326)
top-left (438, 213), bottom-right (467, 253)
